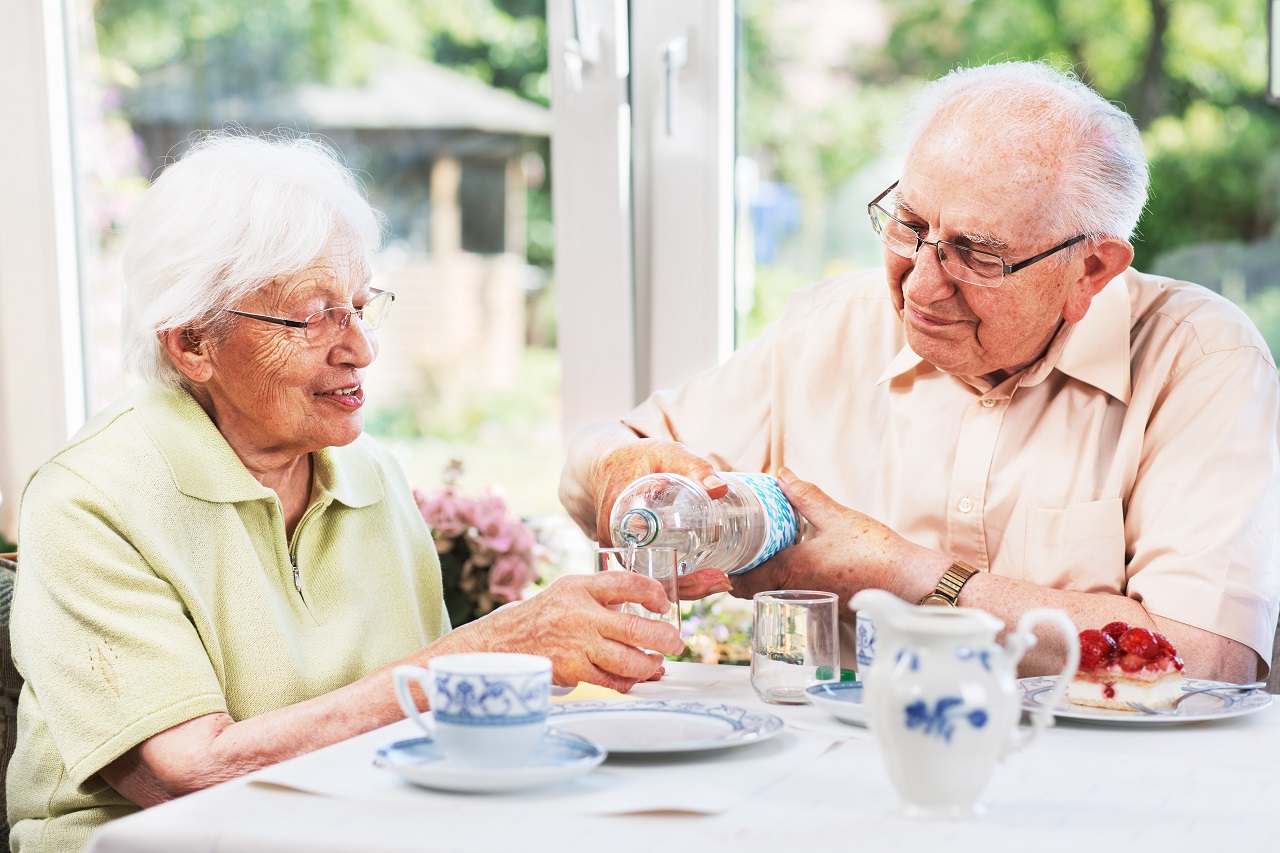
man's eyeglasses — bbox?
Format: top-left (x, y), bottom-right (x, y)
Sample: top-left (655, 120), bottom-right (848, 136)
top-left (224, 289), bottom-right (396, 344)
top-left (867, 181), bottom-right (1086, 287)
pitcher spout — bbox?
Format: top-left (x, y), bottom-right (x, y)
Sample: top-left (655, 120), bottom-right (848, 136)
top-left (849, 588), bottom-right (909, 629)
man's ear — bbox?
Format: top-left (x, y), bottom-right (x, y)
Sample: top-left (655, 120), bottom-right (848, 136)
top-left (158, 327), bottom-right (214, 383)
top-left (1063, 237), bottom-right (1134, 323)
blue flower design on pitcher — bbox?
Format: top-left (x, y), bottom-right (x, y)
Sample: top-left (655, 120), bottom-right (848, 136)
top-left (904, 698), bottom-right (989, 743)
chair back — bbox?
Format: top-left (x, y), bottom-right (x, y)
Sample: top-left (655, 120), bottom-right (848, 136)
top-left (0, 553), bottom-right (17, 850)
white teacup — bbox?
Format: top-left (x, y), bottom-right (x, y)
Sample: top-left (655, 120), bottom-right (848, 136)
top-left (394, 653), bottom-right (552, 768)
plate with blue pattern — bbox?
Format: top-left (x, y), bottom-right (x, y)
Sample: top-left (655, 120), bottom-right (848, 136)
top-left (805, 681), bottom-right (867, 726)
top-left (375, 730), bottom-right (606, 792)
top-left (1018, 676), bottom-right (1273, 725)
top-left (547, 699), bottom-right (784, 753)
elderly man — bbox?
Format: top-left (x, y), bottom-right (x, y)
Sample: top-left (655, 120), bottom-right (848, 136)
top-left (561, 61), bottom-right (1280, 681)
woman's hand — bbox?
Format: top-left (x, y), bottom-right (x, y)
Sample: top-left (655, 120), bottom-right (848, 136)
top-left (454, 572), bottom-right (686, 693)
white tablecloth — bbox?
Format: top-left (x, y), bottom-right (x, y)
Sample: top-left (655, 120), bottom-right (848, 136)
top-left (85, 661), bottom-right (1280, 853)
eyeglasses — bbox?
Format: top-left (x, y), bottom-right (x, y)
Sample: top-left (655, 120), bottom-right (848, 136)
top-left (867, 181), bottom-right (1087, 287)
top-left (224, 289), bottom-right (396, 344)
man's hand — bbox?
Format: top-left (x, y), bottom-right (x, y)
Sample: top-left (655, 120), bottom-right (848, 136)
top-left (460, 573), bottom-right (685, 693)
top-left (729, 469), bottom-right (945, 609)
top-left (590, 438), bottom-right (729, 545)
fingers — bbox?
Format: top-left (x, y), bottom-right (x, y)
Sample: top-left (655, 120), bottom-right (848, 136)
top-left (592, 440), bottom-right (724, 543)
top-left (777, 467), bottom-right (838, 528)
top-left (592, 606), bottom-right (684, 657)
top-left (677, 568), bottom-right (733, 600)
top-left (582, 569), bottom-right (675, 616)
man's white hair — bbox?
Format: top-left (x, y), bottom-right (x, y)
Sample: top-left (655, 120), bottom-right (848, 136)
top-left (121, 131), bottom-right (385, 389)
top-left (895, 61), bottom-right (1149, 243)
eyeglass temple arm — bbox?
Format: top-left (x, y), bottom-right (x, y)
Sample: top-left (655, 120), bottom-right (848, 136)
top-left (1004, 234), bottom-right (1089, 274)
top-left (224, 309), bottom-right (308, 328)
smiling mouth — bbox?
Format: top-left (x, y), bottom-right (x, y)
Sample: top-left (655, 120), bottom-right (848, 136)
top-left (908, 307), bottom-right (961, 326)
top-left (316, 385), bottom-right (364, 404)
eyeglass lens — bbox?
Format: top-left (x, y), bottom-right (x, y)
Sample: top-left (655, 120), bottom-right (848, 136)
top-left (869, 206), bottom-right (1004, 287)
top-left (304, 291), bottom-right (394, 341)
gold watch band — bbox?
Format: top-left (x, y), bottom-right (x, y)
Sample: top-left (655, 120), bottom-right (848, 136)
top-left (918, 560), bottom-right (980, 607)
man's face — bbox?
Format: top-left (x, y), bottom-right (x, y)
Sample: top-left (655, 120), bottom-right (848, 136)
top-left (885, 118), bottom-right (1086, 380)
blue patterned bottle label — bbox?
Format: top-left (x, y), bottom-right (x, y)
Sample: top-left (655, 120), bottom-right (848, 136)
top-left (732, 472), bottom-right (799, 571)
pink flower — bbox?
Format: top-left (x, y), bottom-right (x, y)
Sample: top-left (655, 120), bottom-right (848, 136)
top-left (488, 553), bottom-right (532, 603)
top-left (413, 486), bottom-right (474, 539)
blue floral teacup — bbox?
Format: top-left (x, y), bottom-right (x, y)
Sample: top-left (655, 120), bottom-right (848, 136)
top-left (394, 653), bottom-right (552, 767)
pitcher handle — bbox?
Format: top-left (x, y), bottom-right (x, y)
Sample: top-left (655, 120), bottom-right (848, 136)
top-left (1004, 608), bottom-right (1080, 755)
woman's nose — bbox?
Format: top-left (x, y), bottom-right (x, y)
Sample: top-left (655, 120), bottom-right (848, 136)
top-left (331, 313), bottom-right (378, 366)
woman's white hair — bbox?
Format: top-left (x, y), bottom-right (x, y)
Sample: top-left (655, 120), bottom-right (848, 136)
top-left (894, 61), bottom-right (1149, 245)
top-left (122, 131), bottom-right (384, 389)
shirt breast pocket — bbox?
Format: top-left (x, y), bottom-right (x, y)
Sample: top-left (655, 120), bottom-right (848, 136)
top-left (1025, 498), bottom-right (1126, 594)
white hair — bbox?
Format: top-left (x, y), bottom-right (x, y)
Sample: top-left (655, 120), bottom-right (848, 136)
top-left (894, 61), bottom-right (1149, 245)
top-left (121, 131), bottom-right (385, 389)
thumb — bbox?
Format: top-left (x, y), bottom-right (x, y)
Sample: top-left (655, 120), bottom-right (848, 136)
top-left (777, 467), bottom-right (840, 528)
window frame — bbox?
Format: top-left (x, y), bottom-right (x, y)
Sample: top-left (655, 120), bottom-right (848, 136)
top-left (0, 0), bottom-right (85, 537)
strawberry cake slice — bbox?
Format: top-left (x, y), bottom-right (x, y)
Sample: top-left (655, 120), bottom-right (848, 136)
top-left (1068, 622), bottom-right (1185, 711)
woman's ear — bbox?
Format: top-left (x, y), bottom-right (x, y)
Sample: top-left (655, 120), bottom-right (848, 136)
top-left (158, 327), bottom-right (214, 383)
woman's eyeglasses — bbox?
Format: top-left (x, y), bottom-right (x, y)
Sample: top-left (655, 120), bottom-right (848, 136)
top-left (224, 289), bottom-right (396, 344)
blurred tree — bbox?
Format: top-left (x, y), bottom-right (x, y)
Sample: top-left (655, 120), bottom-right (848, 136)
top-left (740, 0), bottom-right (1279, 293)
top-left (92, 0), bottom-right (553, 267)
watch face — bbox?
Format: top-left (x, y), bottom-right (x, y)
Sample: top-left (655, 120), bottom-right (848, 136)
top-left (918, 593), bottom-right (955, 607)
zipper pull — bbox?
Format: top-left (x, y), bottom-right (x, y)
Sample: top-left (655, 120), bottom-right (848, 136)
top-left (290, 552), bottom-right (302, 595)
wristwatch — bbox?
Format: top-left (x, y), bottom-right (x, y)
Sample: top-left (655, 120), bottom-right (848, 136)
top-left (918, 561), bottom-right (980, 607)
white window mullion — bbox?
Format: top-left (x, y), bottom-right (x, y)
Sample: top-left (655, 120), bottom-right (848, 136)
top-left (548, 0), bottom-right (637, 437)
top-left (0, 0), bottom-right (84, 537)
top-left (631, 0), bottom-right (735, 396)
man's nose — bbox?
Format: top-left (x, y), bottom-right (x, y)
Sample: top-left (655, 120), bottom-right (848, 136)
top-left (903, 239), bottom-right (958, 302)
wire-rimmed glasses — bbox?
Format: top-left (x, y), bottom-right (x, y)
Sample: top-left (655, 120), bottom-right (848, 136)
top-left (224, 289), bottom-right (396, 344)
top-left (867, 181), bottom-right (1086, 287)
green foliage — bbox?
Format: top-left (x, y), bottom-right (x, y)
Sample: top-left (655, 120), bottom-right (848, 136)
top-left (0, 530), bottom-right (14, 552)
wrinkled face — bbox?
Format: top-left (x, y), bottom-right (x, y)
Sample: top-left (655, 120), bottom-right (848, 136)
top-left (886, 117), bottom-right (1086, 380)
top-left (203, 235), bottom-right (378, 459)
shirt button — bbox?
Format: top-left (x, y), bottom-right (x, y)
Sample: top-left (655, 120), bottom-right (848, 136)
top-left (957, 497), bottom-right (974, 513)
top-left (981, 398), bottom-right (996, 408)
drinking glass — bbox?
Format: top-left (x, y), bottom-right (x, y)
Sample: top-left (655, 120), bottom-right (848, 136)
top-left (593, 547), bottom-right (681, 635)
top-left (751, 590), bottom-right (839, 704)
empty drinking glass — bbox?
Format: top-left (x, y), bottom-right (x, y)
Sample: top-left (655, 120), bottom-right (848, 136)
top-left (751, 590), bottom-right (839, 704)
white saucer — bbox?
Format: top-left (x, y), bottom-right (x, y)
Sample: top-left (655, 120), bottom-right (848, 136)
top-left (375, 730), bottom-right (606, 793)
top-left (805, 681), bottom-right (867, 726)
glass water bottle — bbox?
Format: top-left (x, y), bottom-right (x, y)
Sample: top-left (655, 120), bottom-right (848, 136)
top-left (608, 472), bottom-right (805, 575)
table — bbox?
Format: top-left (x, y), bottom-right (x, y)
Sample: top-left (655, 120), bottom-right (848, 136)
top-left (86, 661), bottom-right (1280, 853)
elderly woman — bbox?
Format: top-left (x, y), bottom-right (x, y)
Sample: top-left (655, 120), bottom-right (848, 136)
top-left (6, 134), bottom-right (681, 852)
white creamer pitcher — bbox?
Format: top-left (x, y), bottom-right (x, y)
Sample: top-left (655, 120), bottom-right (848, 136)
top-left (848, 589), bottom-right (1079, 818)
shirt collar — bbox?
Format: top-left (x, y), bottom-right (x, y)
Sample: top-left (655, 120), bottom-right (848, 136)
top-left (137, 385), bottom-right (383, 507)
top-left (875, 271), bottom-right (1133, 403)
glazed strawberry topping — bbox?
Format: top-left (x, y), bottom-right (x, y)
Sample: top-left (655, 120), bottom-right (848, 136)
top-left (1101, 621), bottom-right (1130, 643)
top-left (1078, 629), bottom-right (1116, 670)
top-left (1077, 622), bottom-right (1184, 673)
top-left (1117, 626), bottom-right (1159, 659)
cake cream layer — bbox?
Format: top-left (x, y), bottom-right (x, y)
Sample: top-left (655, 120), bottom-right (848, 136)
top-left (1068, 671), bottom-right (1183, 711)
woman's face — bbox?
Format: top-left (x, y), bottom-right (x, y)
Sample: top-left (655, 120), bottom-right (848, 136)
top-left (200, 236), bottom-right (378, 462)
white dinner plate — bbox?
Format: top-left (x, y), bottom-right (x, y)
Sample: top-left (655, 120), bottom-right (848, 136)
top-left (805, 681), bottom-right (867, 726)
top-left (374, 730), bottom-right (606, 793)
top-left (547, 699), bottom-right (784, 753)
top-left (1018, 676), bottom-right (1273, 725)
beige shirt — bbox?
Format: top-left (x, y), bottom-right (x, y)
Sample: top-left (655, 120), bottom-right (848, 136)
top-left (577, 267), bottom-right (1280, 661)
